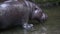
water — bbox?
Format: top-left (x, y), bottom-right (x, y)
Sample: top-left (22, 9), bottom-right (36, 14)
top-left (0, 6), bottom-right (60, 34)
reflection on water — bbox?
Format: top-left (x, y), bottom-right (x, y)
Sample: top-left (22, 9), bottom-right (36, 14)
top-left (23, 24), bottom-right (47, 34)
top-left (0, 24), bottom-right (47, 34)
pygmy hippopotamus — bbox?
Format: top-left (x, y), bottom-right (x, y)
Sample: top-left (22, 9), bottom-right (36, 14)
top-left (0, 0), bottom-right (48, 30)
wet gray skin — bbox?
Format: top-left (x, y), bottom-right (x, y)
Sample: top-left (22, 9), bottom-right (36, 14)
top-left (0, 0), bottom-right (48, 30)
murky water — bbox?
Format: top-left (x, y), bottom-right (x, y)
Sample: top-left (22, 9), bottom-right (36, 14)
top-left (0, 6), bottom-right (60, 34)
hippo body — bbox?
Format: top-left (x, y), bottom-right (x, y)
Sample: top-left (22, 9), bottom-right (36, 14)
top-left (0, 0), bottom-right (48, 29)
top-left (0, 0), bottom-right (30, 29)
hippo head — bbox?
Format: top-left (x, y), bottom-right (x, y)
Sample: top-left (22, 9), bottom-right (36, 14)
top-left (32, 9), bottom-right (48, 23)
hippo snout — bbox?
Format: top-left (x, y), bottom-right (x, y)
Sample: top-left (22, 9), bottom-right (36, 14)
top-left (40, 13), bottom-right (48, 21)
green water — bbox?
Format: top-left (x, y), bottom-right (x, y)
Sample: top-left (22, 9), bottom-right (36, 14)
top-left (45, 6), bottom-right (60, 34)
top-left (0, 6), bottom-right (60, 34)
